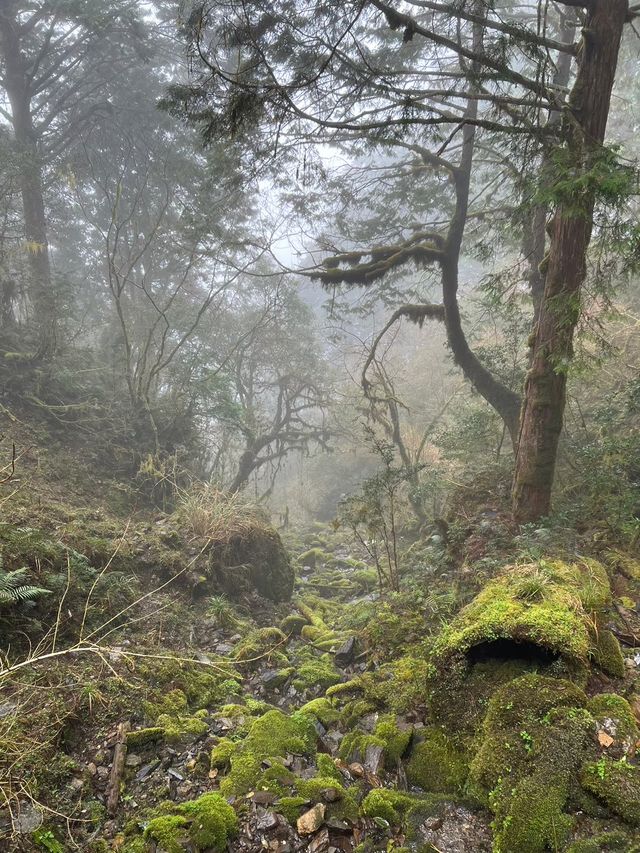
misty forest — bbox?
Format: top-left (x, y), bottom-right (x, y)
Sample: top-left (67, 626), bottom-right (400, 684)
top-left (2, 1), bottom-right (640, 851)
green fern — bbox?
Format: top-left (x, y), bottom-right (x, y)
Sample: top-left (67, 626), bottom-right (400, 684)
top-left (0, 560), bottom-right (49, 609)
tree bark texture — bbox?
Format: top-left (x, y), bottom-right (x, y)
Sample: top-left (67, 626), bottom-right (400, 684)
top-left (0, 7), bottom-right (56, 358)
top-left (512, 0), bottom-right (628, 522)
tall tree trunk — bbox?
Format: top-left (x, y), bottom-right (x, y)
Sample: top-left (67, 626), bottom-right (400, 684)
top-left (0, 8), bottom-right (56, 359)
top-left (512, 0), bottom-right (628, 523)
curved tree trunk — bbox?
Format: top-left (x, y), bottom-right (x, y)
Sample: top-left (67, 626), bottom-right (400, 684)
top-left (512, 0), bottom-right (628, 523)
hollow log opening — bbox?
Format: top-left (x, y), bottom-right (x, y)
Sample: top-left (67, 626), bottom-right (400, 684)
top-left (466, 638), bottom-right (560, 667)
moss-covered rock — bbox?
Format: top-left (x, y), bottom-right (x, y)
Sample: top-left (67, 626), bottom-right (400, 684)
top-left (360, 789), bottom-right (417, 824)
top-left (405, 727), bottom-right (468, 794)
top-left (592, 629), bottom-right (625, 678)
top-left (291, 653), bottom-right (342, 693)
top-left (298, 697), bottom-right (342, 727)
top-left (432, 559), bottom-right (611, 670)
top-left (143, 793), bottom-right (237, 853)
top-left (470, 675), bottom-right (594, 853)
top-left (581, 759), bottom-right (640, 826)
top-left (587, 694), bottom-right (639, 756)
top-left (219, 710), bottom-right (317, 796)
top-left (339, 715), bottom-right (412, 771)
top-left (209, 525), bottom-right (294, 602)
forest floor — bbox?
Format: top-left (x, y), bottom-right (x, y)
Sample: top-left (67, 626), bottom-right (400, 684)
top-left (0, 415), bottom-right (640, 852)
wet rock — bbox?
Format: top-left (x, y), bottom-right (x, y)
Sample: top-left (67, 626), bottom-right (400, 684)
top-left (297, 803), bottom-right (326, 835)
top-left (334, 637), bottom-right (357, 667)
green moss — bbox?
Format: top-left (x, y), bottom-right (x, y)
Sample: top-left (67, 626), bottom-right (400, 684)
top-left (220, 710), bottom-right (317, 796)
top-left (144, 815), bottom-right (189, 853)
top-left (234, 627), bottom-right (288, 664)
top-left (126, 727), bottom-right (164, 748)
top-left (432, 559), bottom-right (611, 670)
top-left (494, 778), bottom-right (573, 853)
top-left (587, 694), bottom-right (639, 745)
top-left (470, 675), bottom-right (594, 853)
top-left (374, 715), bottom-right (412, 765)
top-left (181, 793), bottom-right (238, 850)
top-left (210, 737), bottom-right (237, 770)
top-left (406, 728), bottom-right (468, 794)
top-left (143, 688), bottom-right (188, 719)
top-left (592, 629), bottom-right (625, 678)
top-left (566, 830), bottom-right (640, 852)
top-left (144, 793), bottom-right (237, 853)
top-left (280, 614), bottom-right (310, 635)
top-left (339, 715), bottom-right (412, 771)
top-left (339, 730), bottom-right (384, 764)
top-left (277, 796), bottom-right (309, 823)
top-left (316, 753), bottom-right (342, 781)
top-left (299, 697), bottom-right (341, 727)
top-left (292, 654), bottom-right (342, 693)
top-left (360, 789), bottom-right (417, 825)
top-left (156, 712), bottom-right (208, 744)
top-left (581, 759), bottom-right (640, 825)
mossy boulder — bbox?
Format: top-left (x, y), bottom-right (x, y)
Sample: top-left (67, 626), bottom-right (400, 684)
top-left (432, 559), bottom-right (611, 669)
top-left (209, 524), bottom-right (294, 602)
top-left (429, 559), bottom-right (612, 727)
top-left (405, 727), bottom-right (468, 794)
top-left (219, 709), bottom-right (317, 796)
top-left (581, 759), bottom-right (640, 826)
top-left (143, 793), bottom-right (237, 852)
top-left (470, 674), bottom-right (595, 853)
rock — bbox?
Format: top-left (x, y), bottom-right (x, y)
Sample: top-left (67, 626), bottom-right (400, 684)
top-left (87, 762), bottom-right (97, 776)
top-left (262, 669), bottom-right (289, 690)
top-left (297, 803), bottom-right (326, 835)
top-left (14, 802), bottom-right (42, 833)
top-left (167, 768), bottom-right (184, 781)
top-left (210, 525), bottom-right (294, 602)
top-left (215, 643), bottom-right (234, 655)
top-left (308, 827), bottom-right (330, 853)
top-left (136, 761), bottom-right (160, 781)
top-left (0, 701), bottom-right (17, 718)
top-left (417, 803), bottom-right (492, 853)
top-left (334, 637), bottom-right (357, 667)
top-left (252, 791), bottom-right (277, 805)
top-left (363, 744), bottom-right (385, 775)
top-left (125, 753), bottom-right (142, 767)
top-left (256, 809), bottom-right (279, 831)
